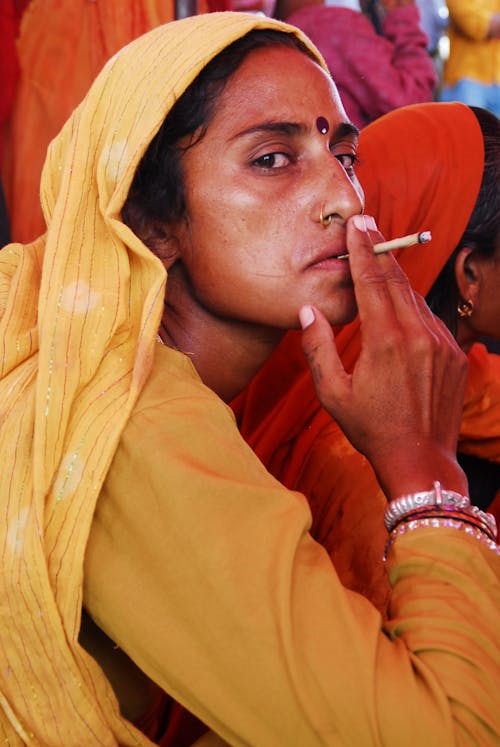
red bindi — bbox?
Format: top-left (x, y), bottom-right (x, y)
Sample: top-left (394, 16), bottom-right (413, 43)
top-left (316, 116), bottom-right (329, 135)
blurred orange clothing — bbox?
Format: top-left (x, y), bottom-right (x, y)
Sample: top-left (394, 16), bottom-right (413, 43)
top-left (3, 0), bottom-right (200, 245)
top-left (0, 0), bottom-right (21, 162)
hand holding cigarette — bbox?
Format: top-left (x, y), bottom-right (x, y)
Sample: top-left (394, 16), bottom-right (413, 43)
top-left (338, 230), bottom-right (431, 260)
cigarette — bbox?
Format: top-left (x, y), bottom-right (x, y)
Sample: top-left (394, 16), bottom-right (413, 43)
top-left (338, 230), bottom-right (432, 260)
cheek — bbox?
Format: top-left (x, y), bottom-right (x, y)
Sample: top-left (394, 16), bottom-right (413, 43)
top-left (477, 279), bottom-right (500, 337)
top-left (187, 178), bottom-right (256, 241)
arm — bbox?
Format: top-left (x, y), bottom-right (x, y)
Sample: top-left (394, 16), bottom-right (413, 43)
top-left (301, 215), bottom-right (468, 499)
top-left (84, 394), bottom-right (500, 746)
top-left (84, 220), bottom-right (500, 746)
top-left (378, 5), bottom-right (438, 110)
top-left (304, 6), bottom-right (437, 124)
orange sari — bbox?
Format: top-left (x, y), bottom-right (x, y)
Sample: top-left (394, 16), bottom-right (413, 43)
top-left (233, 102), bottom-right (500, 611)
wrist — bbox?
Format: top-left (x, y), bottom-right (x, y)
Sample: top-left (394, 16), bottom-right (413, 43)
top-left (372, 441), bottom-right (468, 501)
top-left (383, 481), bottom-right (498, 560)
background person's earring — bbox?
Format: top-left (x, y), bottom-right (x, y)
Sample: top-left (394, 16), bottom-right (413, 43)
top-left (457, 298), bottom-right (474, 318)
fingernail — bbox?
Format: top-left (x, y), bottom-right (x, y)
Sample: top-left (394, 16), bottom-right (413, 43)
top-left (364, 215), bottom-right (377, 231)
top-left (352, 214), bottom-right (367, 232)
top-left (299, 305), bottom-right (315, 329)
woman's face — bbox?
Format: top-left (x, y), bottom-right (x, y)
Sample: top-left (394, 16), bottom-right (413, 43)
top-left (169, 44), bottom-right (364, 330)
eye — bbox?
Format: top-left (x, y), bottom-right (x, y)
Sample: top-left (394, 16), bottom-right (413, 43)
top-left (252, 151), bottom-right (292, 170)
top-left (335, 152), bottom-right (358, 174)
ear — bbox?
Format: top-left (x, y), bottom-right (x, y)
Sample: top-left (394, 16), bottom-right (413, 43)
top-left (454, 246), bottom-right (480, 305)
top-left (143, 224), bottom-right (182, 270)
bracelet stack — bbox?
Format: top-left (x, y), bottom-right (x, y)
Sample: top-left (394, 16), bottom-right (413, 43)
top-left (384, 480), bottom-right (499, 559)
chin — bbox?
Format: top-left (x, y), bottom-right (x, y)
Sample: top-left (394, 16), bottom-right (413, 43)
top-left (323, 299), bottom-right (358, 327)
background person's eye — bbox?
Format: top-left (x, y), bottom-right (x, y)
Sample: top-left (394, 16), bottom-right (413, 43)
top-left (335, 153), bottom-right (357, 171)
top-left (333, 152), bottom-right (359, 177)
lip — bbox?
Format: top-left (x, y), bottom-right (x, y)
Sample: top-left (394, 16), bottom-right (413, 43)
top-left (306, 246), bottom-right (350, 269)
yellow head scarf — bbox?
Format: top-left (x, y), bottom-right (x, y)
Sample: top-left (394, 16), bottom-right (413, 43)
top-left (0, 13), bottom-right (325, 744)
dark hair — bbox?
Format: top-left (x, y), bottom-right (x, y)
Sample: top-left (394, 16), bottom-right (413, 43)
top-left (122, 29), bottom-right (316, 233)
top-left (426, 107), bottom-right (500, 336)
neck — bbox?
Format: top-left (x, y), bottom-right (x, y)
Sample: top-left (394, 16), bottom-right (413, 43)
top-left (455, 318), bottom-right (476, 355)
top-left (159, 265), bottom-right (285, 403)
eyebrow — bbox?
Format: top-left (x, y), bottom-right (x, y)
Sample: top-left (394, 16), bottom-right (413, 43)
top-left (333, 121), bottom-right (360, 141)
top-left (232, 120), bottom-right (359, 141)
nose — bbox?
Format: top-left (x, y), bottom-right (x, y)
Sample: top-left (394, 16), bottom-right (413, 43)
top-left (314, 154), bottom-right (364, 227)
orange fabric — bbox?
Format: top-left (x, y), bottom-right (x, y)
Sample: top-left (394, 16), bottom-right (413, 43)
top-left (3, 0), bottom-right (199, 245)
top-left (232, 102), bottom-right (498, 609)
top-left (461, 342), bottom-right (500, 462)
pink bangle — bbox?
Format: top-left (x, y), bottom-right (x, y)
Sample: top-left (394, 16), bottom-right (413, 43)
top-left (384, 516), bottom-right (500, 561)
top-left (391, 506), bottom-right (497, 542)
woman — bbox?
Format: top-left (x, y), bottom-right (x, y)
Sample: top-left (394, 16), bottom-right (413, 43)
top-left (0, 13), bottom-right (498, 745)
top-left (234, 101), bottom-right (500, 613)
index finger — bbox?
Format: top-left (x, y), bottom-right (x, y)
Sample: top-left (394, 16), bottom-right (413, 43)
top-left (346, 214), bottom-right (416, 323)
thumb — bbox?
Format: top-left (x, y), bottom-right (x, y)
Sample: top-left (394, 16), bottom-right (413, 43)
top-left (299, 305), bottom-right (350, 408)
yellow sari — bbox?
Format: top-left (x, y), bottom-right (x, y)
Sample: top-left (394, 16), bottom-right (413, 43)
top-left (0, 13), bottom-right (319, 744)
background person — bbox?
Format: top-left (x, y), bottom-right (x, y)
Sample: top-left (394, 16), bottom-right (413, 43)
top-left (439, 0), bottom-right (500, 116)
top-left (274, 0), bottom-right (437, 128)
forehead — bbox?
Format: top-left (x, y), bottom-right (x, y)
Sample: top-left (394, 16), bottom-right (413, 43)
top-left (209, 44), bottom-right (347, 130)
